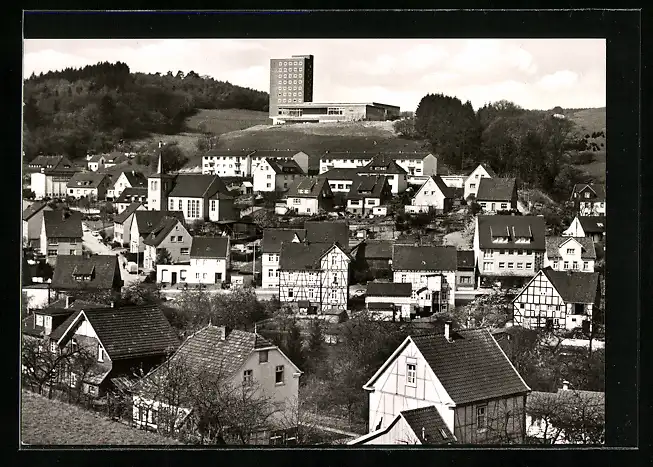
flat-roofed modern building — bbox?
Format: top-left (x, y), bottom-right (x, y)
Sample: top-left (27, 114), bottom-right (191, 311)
top-left (272, 102), bottom-right (400, 125)
top-left (270, 55), bottom-right (314, 118)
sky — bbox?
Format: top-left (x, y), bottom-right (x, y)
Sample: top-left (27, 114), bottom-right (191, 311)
top-left (23, 39), bottom-right (605, 112)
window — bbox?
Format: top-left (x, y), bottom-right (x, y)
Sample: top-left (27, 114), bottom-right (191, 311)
top-left (48, 249), bottom-right (58, 256)
top-left (288, 290), bottom-right (293, 298)
top-left (526, 262), bottom-right (533, 269)
top-left (98, 345), bottom-right (104, 362)
top-left (566, 248), bottom-right (575, 254)
top-left (169, 199), bottom-right (175, 211)
top-left (498, 262), bottom-right (505, 268)
top-left (50, 341), bottom-right (57, 353)
top-left (243, 369), bottom-right (253, 384)
top-left (178, 200), bottom-right (182, 211)
top-left (181, 248), bottom-right (189, 255)
top-left (563, 261), bottom-right (569, 270)
top-left (477, 405), bottom-right (487, 431)
top-left (180, 270), bottom-right (187, 281)
top-left (508, 250), bottom-right (514, 255)
top-left (501, 203), bottom-right (508, 209)
top-left (259, 350), bottom-right (269, 363)
top-left (517, 262), bottom-right (523, 269)
top-left (470, 183), bottom-right (476, 189)
top-left (583, 261), bottom-right (589, 270)
top-left (36, 314), bottom-right (43, 326)
top-left (267, 174), bottom-right (272, 179)
top-left (584, 192), bottom-right (590, 198)
top-left (177, 236), bottom-right (183, 242)
top-left (170, 235), bottom-right (176, 242)
top-left (406, 363), bottom-right (416, 386)
top-left (275, 365), bottom-right (285, 384)
top-left (69, 249), bottom-right (77, 255)
top-left (484, 250), bottom-right (493, 258)
top-left (267, 183), bottom-right (272, 188)
top-left (507, 262), bottom-right (514, 268)
top-left (293, 198), bottom-right (301, 205)
top-left (483, 261), bottom-right (493, 271)
top-left (572, 261), bottom-right (578, 270)
top-left (211, 200), bottom-right (216, 212)
top-left (553, 260), bottom-right (559, 269)
top-left (401, 274), bottom-right (407, 282)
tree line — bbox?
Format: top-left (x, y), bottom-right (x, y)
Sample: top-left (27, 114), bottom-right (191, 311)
top-left (23, 61), bottom-right (269, 162)
top-left (394, 94), bottom-right (602, 202)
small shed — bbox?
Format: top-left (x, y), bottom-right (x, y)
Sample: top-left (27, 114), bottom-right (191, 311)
top-left (321, 307), bottom-right (349, 324)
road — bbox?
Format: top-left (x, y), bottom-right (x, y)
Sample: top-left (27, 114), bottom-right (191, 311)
top-left (82, 223), bottom-right (142, 288)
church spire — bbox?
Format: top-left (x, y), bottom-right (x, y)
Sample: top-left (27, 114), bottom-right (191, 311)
top-left (157, 141), bottom-right (163, 174)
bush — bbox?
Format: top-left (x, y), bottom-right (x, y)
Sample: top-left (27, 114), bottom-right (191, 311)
top-left (23, 189), bottom-right (36, 200)
top-left (111, 241), bottom-right (122, 249)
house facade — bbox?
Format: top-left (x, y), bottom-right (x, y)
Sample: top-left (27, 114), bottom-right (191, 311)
top-left (23, 202), bottom-right (52, 248)
top-left (476, 178), bottom-right (518, 213)
top-left (392, 245), bottom-right (457, 314)
top-left (512, 268), bottom-right (600, 332)
top-left (252, 157), bottom-right (304, 192)
top-left (130, 211), bottom-right (185, 256)
top-left (156, 236), bottom-right (230, 285)
top-left (562, 216), bottom-right (605, 244)
top-left (115, 187), bottom-right (148, 214)
top-left (544, 236), bottom-right (596, 272)
top-left (261, 229), bottom-right (304, 289)
top-left (143, 218), bottom-right (193, 271)
top-left (456, 250), bottom-right (476, 290)
top-left (28, 156), bottom-right (80, 199)
top-left (319, 152), bottom-right (437, 182)
top-left (346, 175), bottom-right (392, 216)
top-left (278, 243), bottom-right (350, 311)
top-left (357, 154), bottom-right (408, 195)
top-left (464, 164), bottom-right (496, 200)
top-left (113, 202), bottom-right (146, 246)
top-left (284, 177), bottom-right (334, 215)
top-left (166, 175), bottom-right (236, 223)
top-left (40, 211), bottom-right (83, 265)
top-left (66, 172), bottom-right (111, 200)
top-left (365, 282), bottom-right (413, 321)
top-left (354, 327), bottom-right (530, 445)
top-left (131, 325), bottom-right (302, 443)
top-left (109, 171), bottom-right (147, 201)
top-left (570, 184), bottom-right (606, 216)
top-left (405, 175), bottom-right (454, 214)
top-left (87, 154), bottom-right (106, 172)
top-left (473, 215), bottom-right (546, 288)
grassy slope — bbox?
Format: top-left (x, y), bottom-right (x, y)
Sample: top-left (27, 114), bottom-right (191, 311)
top-left (566, 107), bottom-right (606, 183)
top-left (185, 120), bottom-right (428, 171)
top-left (21, 390), bottom-right (182, 445)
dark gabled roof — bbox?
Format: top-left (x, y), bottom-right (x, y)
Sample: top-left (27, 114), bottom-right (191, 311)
top-left (392, 245), bottom-right (458, 272)
top-left (305, 221), bottom-right (349, 249)
top-left (347, 175), bottom-right (389, 200)
top-left (29, 155), bottom-right (68, 168)
top-left (88, 154), bottom-right (104, 163)
top-left (457, 250), bottom-right (475, 270)
top-left (261, 228), bottom-right (306, 253)
top-left (571, 183), bottom-right (606, 201)
top-left (401, 406), bottom-right (456, 445)
top-left (143, 217), bottom-right (186, 247)
top-left (285, 177), bottom-right (331, 198)
top-left (51, 255), bottom-right (120, 291)
top-left (67, 172), bottom-right (108, 189)
top-left (476, 177), bottom-right (517, 201)
top-left (190, 237), bottom-right (229, 258)
top-left (577, 216), bottom-right (606, 233)
top-left (43, 210), bottom-right (83, 238)
top-left (45, 298), bottom-right (105, 312)
top-left (51, 305), bottom-right (180, 360)
top-left (367, 302), bottom-right (395, 312)
top-left (360, 240), bottom-right (393, 259)
top-left (411, 329), bottom-right (530, 405)
top-left (114, 187), bottom-right (148, 204)
top-left (366, 282), bottom-right (412, 297)
top-left (322, 167), bottom-right (360, 181)
top-left (105, 152), bottom-right (127, 163)
top-left (279, 242), bottom-right (334, 270)
top-left (545, 236), bottom-right (597, 260)
top-left (27, 155), bottom-right (76, 174)
top-left (541, 268), bottom-right (600, 303)
top-left (168, 174), bottom-right (232, 199)
top-left (429, 175), bottom-right (455, 198)
top-left (477, 215), bottom-right (546, 250)
top-left (469, 163), bottom-right (497, 178)
top-left (113, 202), bottom-right (143, 224)
top-left (358, 154), bottom-right (407, 175)
top-left (120, 171), bottom-right (147, 188)
top-left (134, 211), bottom-right (185, 236)
top-left (266, 158), bottom-right (304, 175)
top-left (527, 389), bottom-right (604, 420)
top-left (252, 150), bottom-right (304, 160)
top-left (23, 201), bottom-right (49, 221)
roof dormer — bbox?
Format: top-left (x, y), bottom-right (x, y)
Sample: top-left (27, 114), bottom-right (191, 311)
top-left (490, 226), bottom-right (510, 243)
top-left (512, 225), bottom-right (533, 244)
top-left (72, 264), bottom-right (95, 282)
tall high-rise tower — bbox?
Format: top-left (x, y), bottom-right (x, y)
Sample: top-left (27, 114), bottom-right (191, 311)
top-left (269, 54), bottom-right (314, 118)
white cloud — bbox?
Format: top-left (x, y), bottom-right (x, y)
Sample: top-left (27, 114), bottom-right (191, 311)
top-left (537, 70), bottom-right (579, 91)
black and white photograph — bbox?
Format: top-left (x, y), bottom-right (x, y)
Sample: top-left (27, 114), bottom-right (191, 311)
top-left (19, 12), bottom-right (628, 449)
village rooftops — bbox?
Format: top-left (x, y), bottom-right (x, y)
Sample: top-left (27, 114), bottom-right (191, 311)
top-left (114, 187), bottom-right (148, 204)
top-left (476, 177), bottom-right (517, 201)
top-left (392, 245), bottom-right (458, 272)
top-left (190, 237), bottom-right (229, 259)
top-left (355, 240), bottom-right (393, 259)
top-left (577, 216), bottom-right (606, 233)
top-left (51, 255), bottom-right (121, 291)
top-left (279, 242), bottom-right (336, 270)
top-left (120, 171), bottom-right (148, 188)
top-left (43, 210), bottom-right (83, 238)
top-left (67, 172), bottom-right (108, 189)
top-left (143, 217), bottom-right (185, 247)
top-left (22, 201), bottom-right (49, 221)
top-left (477, 215), bottom-right (546, 250)
top-left (134, 211), bottom-right (185, 237)
top-left (265, 158), bottom-right (304, 175)
top-left (571, 183), bottom-right (606, 202)
top-left (457, 250), bottom-right (475, 270)
top-left (26, 155), bottom-right (77, 174)
top-left (366, 281), bottom-right (412, 297)
top-left (545, 236), bottom-right (597, 260)
top-left (347, 175), bottom-right (389, 200)
top-left (261, 228), bottom-right (306, 253)
top-left (305, 221), bottom-right (349, 248)
top-left (321, 167), bottom-right (361, 180)
top-left (113, 202), bottom-right (143, 224)
top-left (358, 154), bottom-right (407, 175)
top-left (168, 174), bottom-right (233, 199)
top-left (423, 175), bottom-right (455, 198)
top-left (365, 329), bottom-right (530, 405)
top-left (401, 406), bottom-right (457, 445)
top-left (321, 151), bottom-right (433, 161)
top-left (104, 152), bottom-right (128, 163)
top-left (540, 268), bottom-right (600, 303)
top-left (285, 177), bottom-right (330, 198)
top-left (50, 305), bottom-right (180, 360)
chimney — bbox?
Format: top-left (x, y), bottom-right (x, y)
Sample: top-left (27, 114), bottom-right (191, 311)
top-left (219, 326), bottom-right (232, 340)
top-left (562, 380), bottom-right (570, 391)
top-left (422, 427), bottom-right (426, 441)
top-left (65, 296), bottom-right (72, 309)
top-left (110, 301), bottom-right (115, 308)
top-left (444, 321), bottom-right (452, 342)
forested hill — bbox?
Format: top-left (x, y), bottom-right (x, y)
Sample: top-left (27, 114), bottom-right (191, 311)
top-left (23, 61), bottom-right (269, 161)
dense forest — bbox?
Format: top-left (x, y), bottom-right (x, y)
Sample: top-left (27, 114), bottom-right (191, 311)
top-left (394, 94), bottom-right (604, 201)
top-left (23, 62), bottom-right (269, 161)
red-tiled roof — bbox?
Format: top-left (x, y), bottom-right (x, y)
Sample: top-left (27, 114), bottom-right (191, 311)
top-left (577, 216), bottom-right (606, 234)
top-left (411, 329), bottom-right (530, 405)
top-left (114, 187), bottom-right (148, 204)
top-left (571, 183), bottom-right (606, 201)
top-left (279, 243), bottom-right (333, 270)
top-left (266, 158), bottom-right (304, 175)
top-left (134, 211), bottom-right (185, 236)
top-left (457, 250), bottom-right (475, 270)
top-left (285, 177), bottom-right (331, 198)
top-left (67, 172), bottom-right (109, 189)
top-left (113, 202), bottom-right (143, 224)
top-left (168, 175), bottom-right (232, 199)
top-left (22, 201), bottom-right (50, 221)
top-left (142, 217), bottom-right (186, 247)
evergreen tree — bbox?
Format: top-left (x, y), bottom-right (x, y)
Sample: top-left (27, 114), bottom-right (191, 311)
top-left (305, 319), bottom-right (326, 376)
top-left (284, 320), bottom-right (305, 372)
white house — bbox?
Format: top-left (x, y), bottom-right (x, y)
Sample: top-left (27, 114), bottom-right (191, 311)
top-left (130, 211), bottom-right (185, 256)
top-left (87, 154), bottom-right (106, 172)
top-left (322, 168), bottom-right (359, 193)
top-left (261, 229), bottom-right (305, 289)
top-left (357, 154), bottom-right (408, 195)
top-left (201, 150), bottom-right (256, 177)
top-left (365, 282), bottom-right (414, 321)
top-left (392, 245), bottom-right (458, 313)
top-left (115, 188), bottom-right (148, 214)
top-left (66, 172), bottom-right (111, 200)
top-left (512, 268), bottom-right (601, 332)
top-left (113, 202), bottom-right (146, 246)
top-left (405, 175), bottom-right (454, 214)
top-left (346, 175), bottom-right (392, 217)
top-left (349, 325), bottom-right (530, 445)
top-left (108, 170), bottom-right (147, 200)
top-left (562, 216), bottom-right (605, 244)
top-left (284, 177), bottom-right (334, 216)
top-left (475, 178), bottom-right (518, 213)
top-left (166, 175), bottom-right (236, 223)
top-left (544, 236), bottom-right (596, 272)
top-left (464, 164), bottom-right (496, 200)
top-left (23, 201), bottom-right (52, 248)
top-left (319, 152), bottom-right (437, 184)
top-left (142, 217), bottom-right (193, 271)
top-left (278, 242), bottom-right (350, 311)
top-left (157, 236), bottom-right (230, 285)
top-left (252, 157), bottom-right (304, 192)
top-left (570, 184), bottom-right (606, 217)
top-left (250, 150), bottom-right (310, 176)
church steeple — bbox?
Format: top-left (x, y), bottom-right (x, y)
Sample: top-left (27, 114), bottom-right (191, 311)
top-left (157, 141), bottom-right (163, 174)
